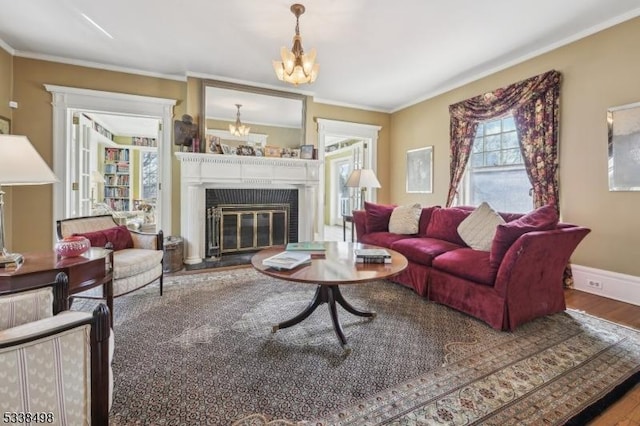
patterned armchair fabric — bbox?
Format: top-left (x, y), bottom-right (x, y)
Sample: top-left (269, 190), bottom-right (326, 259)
top-left (0, 273), bottom-right (112, 425)
top-left (57, 214), bottom-right (164, 300)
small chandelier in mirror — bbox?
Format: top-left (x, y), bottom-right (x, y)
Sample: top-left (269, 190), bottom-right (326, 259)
top-left (273, 3), bottom-right (319, 86)
top-left (229, 104), bottom-right (250, 137)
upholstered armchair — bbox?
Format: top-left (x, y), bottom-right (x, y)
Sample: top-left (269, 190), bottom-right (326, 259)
top-left (0, 272), bottom-right (112, 425)
top-left (57, 215), bottom-right (164, 308)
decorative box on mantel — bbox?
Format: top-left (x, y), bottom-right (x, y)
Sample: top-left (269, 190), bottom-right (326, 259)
top-left (175, 152), bottom-right (322, 265)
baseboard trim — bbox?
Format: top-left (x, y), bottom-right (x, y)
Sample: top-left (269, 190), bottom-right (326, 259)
top-left (572, 264), bottom-right (640, 306)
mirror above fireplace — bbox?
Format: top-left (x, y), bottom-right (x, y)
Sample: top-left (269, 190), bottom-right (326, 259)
top-left (201, 80), bottom-right (307, 151)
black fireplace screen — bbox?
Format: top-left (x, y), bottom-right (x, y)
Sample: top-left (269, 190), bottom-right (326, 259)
top-left (205, 189), bottom-right (298, 258)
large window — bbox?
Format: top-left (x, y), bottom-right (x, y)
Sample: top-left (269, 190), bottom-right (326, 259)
top-left (463, 116), bottom-right (532, 213)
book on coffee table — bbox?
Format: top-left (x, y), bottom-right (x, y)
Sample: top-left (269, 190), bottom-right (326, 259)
top-left (354, 248), bottom-right (391, 258)
top-left (262, 251), bottom-right (312, 270)
top-left (286, 242), bottom-right (326, 251)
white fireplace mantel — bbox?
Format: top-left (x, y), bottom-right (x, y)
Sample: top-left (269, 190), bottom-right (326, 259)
top-left (176, 152), bottom-right (322, 264)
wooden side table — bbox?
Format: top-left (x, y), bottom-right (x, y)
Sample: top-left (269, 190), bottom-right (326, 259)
top-left (0, 248), bottom-right (114, 325)
top-left (342, 214), bottom-right (354, 242)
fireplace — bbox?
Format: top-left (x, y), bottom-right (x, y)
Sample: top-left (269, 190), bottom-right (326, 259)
top-left (176, 153), bottom-right (320, 265)
top-left (205, 189), bottom-right (298, 258)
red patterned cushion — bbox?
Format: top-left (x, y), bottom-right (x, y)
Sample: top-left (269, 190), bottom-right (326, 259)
top-left (74, 225), bottom-right (134, 251)
top-left (364, 201), bottom-right (396, 233)
top-left (489, 204), bottom-right (559, 268)
top-left (425, 208), bottom-right (472, 246)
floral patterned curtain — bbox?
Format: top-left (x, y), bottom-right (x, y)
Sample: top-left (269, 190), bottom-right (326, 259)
top-left (447, 70), bottom-right (562, 208)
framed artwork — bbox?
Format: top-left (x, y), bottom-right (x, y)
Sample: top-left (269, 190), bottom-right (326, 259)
top-left (300, 144), bottom-right (314, 159)
top-left (220, 143), bottom-right (231, 155)
top-left (406, 146), bottom-right (433, 193)
top-left (608, 101), bottom-right (640, 191)
top-left (206, 135), bottom-right (222, 153)
top-left (0, 115), bottom-right (10, 135)
top-left (264, 145), bottom-right (282, 158)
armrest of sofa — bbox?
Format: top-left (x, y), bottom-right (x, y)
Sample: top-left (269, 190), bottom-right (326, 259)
top-left (493, 226), bottom-right (590, 329)
top-left (130, 228), bottom-right (164, 250)
top-left (352, 210), bottom-right (367, 242)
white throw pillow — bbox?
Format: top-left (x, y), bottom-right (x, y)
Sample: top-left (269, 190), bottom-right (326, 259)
top-left (388, 204), bottom-right (421, 234)
top-left (457, 202), bottom-right (505, 251)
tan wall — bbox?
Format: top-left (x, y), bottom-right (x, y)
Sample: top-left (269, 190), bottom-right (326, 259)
top-left (0, 47), bottom-right (13, 250)
top-left (11, 57), bottom-right (186, 252)
top-left (390, 16), bottom-right (640, 277)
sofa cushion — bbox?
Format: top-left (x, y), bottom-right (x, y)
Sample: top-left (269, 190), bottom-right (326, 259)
top-left (425, 208), bottom-right (472, 246)
top-left (364, 201), bottom-right (396, 233)
top-left (390, 237), bottom-right (463, 267)
top-left (432, 248), bottom-right (497, 286)
top-left (418, 206), bottom-right (440, 236)
top-left (360, 232), bottom-right (414, 248)
top-left (113, 249), bottom-right (163, 280)
top-left (388, 204), bottom-right (421, 235)
top-left (489, 204), bottom-right (559, 268)
top-left (457, 202), bottom-right (505, 251)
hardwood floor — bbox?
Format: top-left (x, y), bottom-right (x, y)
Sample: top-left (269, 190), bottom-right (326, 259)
top-left (565, 289), bottom-right (640, 425)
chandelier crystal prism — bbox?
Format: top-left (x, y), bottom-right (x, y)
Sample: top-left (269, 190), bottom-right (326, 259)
top-left (229, 104), bottom-right (250, 137)
top-left (272, 3), bottom-right (319, 86)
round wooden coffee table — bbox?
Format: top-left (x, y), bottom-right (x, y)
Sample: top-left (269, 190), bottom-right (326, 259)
top-left (251, 241), bottom-right (408, 352)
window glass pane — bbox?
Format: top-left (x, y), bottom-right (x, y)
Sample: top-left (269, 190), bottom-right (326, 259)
top-left (485, 135), bottom-right (501, 152)
top-left (502, 148), bottom-right (523, 165)
top-left (502, 131), bottom-right (519, 149)
top-left (475, 123), bottom-right (484, 136)
top-left (485, 151), bottom-right (500, 166)
top-left (484, 119), bottom-right (502, 135)
top-left (471, 153), bottom-right (484, 167)
top-left (142, 152), bottom-right (158, 199)
top-left (472, 137), bottom-right (483, 153)
top-left (469, 168), bottom-right (532, 212)
top-left (503, 116), bottom-right (516, 132)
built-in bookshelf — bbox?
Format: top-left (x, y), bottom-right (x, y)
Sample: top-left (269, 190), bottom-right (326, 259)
top-left (103, 147), bottom-right (131, 211)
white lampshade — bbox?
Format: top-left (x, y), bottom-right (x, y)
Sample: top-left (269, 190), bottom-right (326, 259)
top-left (345, 169), bottom-right (381, 189)
top-left (0, 134), bottom-right (58, 266)
top-left (0, 135), bottom-right (58, 186)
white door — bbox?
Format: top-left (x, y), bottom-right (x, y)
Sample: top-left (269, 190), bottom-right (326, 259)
top-left (67, 113), bottom-right (92, 218)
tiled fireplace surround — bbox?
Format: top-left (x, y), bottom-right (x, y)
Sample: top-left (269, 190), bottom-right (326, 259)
top-left (176, 153), bottom-right (321, 265)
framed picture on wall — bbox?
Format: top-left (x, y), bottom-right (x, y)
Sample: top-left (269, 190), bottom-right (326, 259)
top-left (0, 115), bottom-right (10, 135)
top-left (608, 101), bottom-right (640, 191)
top-left (406, 146), bottom-right (433, 193)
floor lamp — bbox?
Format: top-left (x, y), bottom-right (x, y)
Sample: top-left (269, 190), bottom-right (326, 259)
top-left (0, 135), bottom-right (58, 267)
top-left (345, 168), bottom-right (381, 210)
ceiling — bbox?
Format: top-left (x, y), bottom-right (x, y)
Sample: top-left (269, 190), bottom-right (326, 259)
top-left (1, 0), bottom-right (639, 113)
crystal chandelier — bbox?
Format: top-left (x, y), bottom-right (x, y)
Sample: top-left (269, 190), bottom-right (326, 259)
top-left (272, 4), bottom-right (319, 86)
top-left (229, 104), bottom-right (250, 137)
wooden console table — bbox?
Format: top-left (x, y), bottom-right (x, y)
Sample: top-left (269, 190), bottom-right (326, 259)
top-left (0, 248), bottom-right (114, 325)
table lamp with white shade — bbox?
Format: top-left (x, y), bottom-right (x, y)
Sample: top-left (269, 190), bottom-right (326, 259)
top-left (0, 135), bottom-right (59, 267)
top-left (345, 168), bottom-right (381, 210)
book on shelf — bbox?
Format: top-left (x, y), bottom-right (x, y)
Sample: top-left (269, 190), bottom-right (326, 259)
top-left (355, 256), bottom-right (392, 264)
top-left (262, 251), bottom-right (312, 270)
top-left (354, 248), bottom-right (391, 258)
top-left (285, 242), bottom-right (326, 253)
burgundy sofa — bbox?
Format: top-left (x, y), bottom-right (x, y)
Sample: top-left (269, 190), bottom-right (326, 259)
top-left (353, 203), bottom-right (590, 331)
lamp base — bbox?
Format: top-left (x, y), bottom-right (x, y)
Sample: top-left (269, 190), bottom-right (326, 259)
top-left (0, 252), bottom-right (24, 269)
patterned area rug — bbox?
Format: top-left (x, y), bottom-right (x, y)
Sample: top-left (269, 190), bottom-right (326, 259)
top-left (73, 268), bottom-right (640, 425)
